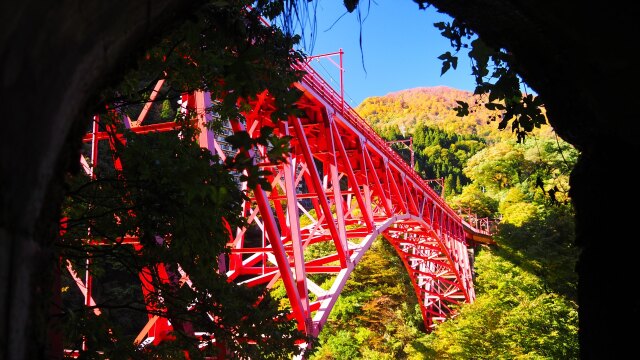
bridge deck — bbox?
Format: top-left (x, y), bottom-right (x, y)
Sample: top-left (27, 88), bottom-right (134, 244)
top-left (69, 57), bottom-right (492, 355)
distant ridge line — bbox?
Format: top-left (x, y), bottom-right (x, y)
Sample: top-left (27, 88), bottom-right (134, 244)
top-left (366, 85), bottom-right (473, 100)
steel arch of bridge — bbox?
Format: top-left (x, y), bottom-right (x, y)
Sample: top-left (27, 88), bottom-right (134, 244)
top-left (74, 59), bottom-right (485, 350)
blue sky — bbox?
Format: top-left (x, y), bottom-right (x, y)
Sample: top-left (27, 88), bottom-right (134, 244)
top-left (291, 1), bottom-right (477, 107)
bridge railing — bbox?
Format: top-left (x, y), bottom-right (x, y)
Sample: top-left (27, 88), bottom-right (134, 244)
top-left (295, 60), bottom-right (464, 222)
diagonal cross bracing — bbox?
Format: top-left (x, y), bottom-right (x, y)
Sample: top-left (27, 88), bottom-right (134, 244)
top-left (194, 59), bottom-right (482, 337)
top-left (73, 59), bottom-right (487, 351)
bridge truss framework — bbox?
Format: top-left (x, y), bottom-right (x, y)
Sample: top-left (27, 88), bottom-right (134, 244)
top-left (65, 59), bottom-right (488, 356)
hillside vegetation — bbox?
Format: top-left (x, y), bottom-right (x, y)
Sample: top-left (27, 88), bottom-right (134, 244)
top-left (358, 86), bottom-right (555, 143)
top-left (308, 87), bottom-right (580, 359)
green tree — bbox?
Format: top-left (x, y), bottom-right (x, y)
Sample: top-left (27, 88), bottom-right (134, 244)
top-left (312, 330), bottom-right (360, 359)
top-left (60, 121), bottom-right (307, 358)
top-left (424, 247), bottom-right (578, 360)
top-left (376, 121), bottom-right (486, 197)
top-left (450, 183), bottom-right (498, 218)
top-left (495, 205), bottom-right (578, 300)
top-left (463, 142), bottom-right (528, 192)
top-left (56, 1), bottom-right (310, 358)
top-left (399, 3), bottom-right (634, 356)
top-left (311, 239), bottom-right (422, 359)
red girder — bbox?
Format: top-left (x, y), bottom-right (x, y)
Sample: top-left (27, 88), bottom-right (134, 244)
top-left (68, 58), bottom-right (489, 355)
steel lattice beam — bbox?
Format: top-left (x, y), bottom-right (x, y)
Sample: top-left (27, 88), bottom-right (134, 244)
top-left (67, 59), bottom-right (487, 355)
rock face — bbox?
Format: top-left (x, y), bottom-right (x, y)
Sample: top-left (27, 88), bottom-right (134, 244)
top-left (0, 1), bottom-right (201, 358)
top-left (425, 1), bottom-right (638, 359)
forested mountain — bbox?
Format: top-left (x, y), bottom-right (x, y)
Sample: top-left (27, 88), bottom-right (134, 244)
top-left (308, 87), bottom-right (580, 359)
top-left (358, 86), bottom-right (555, 143)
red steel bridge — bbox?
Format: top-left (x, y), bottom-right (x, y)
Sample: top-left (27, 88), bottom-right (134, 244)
top-left (67, 57), bottom-right (492, 356)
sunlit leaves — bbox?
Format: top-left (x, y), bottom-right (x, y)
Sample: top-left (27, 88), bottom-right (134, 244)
top-left (450, 183), bottom-right (498, 218)
top-left (426, 247), bottom-right (578, 359)
top-left (311, 239), bottom-right (421, 359)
